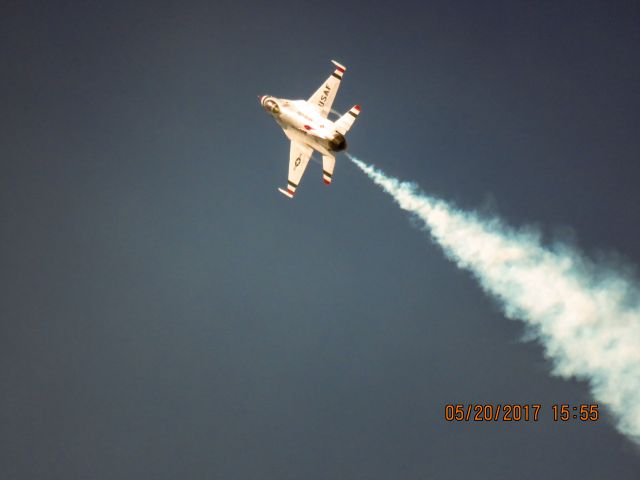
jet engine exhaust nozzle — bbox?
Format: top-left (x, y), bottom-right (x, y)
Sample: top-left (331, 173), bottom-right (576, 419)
top-left (329, 133), bottom-right (347, 152)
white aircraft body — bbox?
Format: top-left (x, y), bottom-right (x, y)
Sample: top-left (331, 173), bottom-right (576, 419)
top-left (259, 60), bottom-right (361, 198)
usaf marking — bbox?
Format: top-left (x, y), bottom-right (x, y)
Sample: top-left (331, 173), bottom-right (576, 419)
top-left (318, 84), bottom-right (331, 107)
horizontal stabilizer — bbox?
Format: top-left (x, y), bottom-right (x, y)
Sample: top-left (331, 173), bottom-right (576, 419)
top-left (322, 155), bottom-right (335, 185)
top-left (335, 105), bottom-right (361, 135)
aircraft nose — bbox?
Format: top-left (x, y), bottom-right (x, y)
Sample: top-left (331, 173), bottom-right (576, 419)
top-left (258, 95), bottom-right (266, 104)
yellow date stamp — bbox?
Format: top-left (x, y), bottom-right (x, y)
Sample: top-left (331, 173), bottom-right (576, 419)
top-left (444, 403), bottom-right (599, 422)
top-left (445, 403), bottom-right (541, 422)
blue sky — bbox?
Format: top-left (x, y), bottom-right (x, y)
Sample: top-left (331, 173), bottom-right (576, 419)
top-left (2, 1), bottom-right (640, 478)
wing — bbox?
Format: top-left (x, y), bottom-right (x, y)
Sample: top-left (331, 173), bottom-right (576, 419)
top-left (278, 141), bottom-right (314, 198)
top-left (307, 60), bottom-right (346, 118)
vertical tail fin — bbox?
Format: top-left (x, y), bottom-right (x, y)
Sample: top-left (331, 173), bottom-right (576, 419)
top-left (335, 105), bottom-right (361, 135)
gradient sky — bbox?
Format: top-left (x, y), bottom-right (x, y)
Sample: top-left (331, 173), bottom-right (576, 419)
top-left (2, 1), bottom-right (640, 478)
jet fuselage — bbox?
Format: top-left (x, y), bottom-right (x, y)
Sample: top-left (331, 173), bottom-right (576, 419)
top-left (260, 96), bottom-right (346, 157)
top-left (258, 59), bottom-right (359, 198)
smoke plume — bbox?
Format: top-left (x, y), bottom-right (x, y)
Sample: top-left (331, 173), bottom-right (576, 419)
top-left (348, 153), bottom-right (640, 445)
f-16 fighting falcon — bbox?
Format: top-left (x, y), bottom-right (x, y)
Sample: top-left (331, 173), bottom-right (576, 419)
top-left (259, 60), bottom-right (361, 198)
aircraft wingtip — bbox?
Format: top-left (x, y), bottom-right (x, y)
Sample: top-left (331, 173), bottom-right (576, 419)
top-left (331, 59), bottom-right (346, 72)
top-left (278, 187), bottom-right (294, 199)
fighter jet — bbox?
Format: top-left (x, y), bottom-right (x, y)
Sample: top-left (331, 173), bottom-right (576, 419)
top-left (259, 60), bottom-right (361, 198)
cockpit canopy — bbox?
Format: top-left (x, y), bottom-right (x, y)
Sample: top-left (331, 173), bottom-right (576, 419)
top-left (263, 97), bottom-right (280, 114)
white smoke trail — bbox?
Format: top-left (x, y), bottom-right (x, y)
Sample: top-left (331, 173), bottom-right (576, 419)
top-left (348, 153), bottom-right (640, 445)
